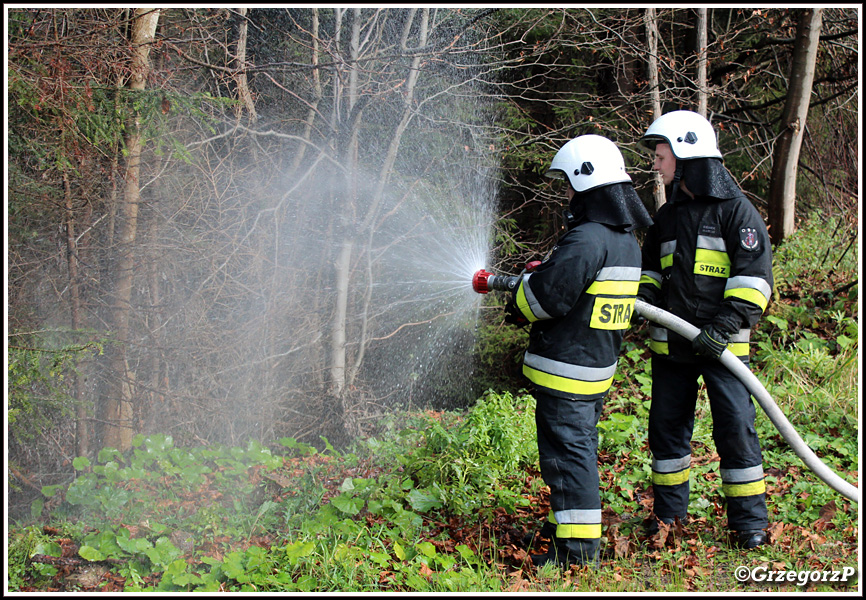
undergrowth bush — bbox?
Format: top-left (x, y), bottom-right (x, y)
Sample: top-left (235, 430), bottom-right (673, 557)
top-left (750, 209), bottom-right (859, 478)
top-left (400, 389), bottom-right (538, 515)
top-left (33, 434), bottom-right (282, 525)
top-left (473, 317), bottom-right (529, 392)
top-left (770, 212), bottom-right (858, 292)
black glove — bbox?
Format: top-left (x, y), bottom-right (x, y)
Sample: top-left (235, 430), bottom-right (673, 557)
top-left (692, 324), bottom-right (730, 359)
top-left (631, 295), bottom-right (650, 326)
top-left (503, 302), bottom-right (528, 327)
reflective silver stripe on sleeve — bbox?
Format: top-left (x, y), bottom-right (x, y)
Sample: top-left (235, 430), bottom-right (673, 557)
top-left (521, 274), bottom-right (552, 320)
top-left (725, 275), bottom-right (772, 300)
top-left (523, 352), bottom-right (617, 382)
top-left (641, 270), bottom-right (662, 285)
top-left (660, 240), bottom-right (677, 256)
top-left (649, 325), bottom-right (668, 342)
top-left (731, 329), bottom-right (751, 343)
top-left (596, 266), bottom-right (642, 282)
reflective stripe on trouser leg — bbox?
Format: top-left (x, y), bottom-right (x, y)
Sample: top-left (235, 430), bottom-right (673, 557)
top-left (534, 391), bottom-right (604, 540)
top-left (543, 511), bottom-right (601, 566)
top-left (650, 456), bottom-right (691, 520)
top-left (702, 361), bottom-right (768, 531)
top-left (648, 356), bottom-right (700, 519)
top-left (546, 509), bottom-right (603, 540)
top-left (721, 465), bottom-right (767, 528)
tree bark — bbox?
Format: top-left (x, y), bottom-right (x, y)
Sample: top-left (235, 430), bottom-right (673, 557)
top-left (328, 8), bottom-right (362, 401)
top-left (695, 8), bottom-right (708, 117)
top-left (289, 7), bottom-right (321, 175)
top-left (63, 171), bottom-right (90, 458)
top-left (103, 7), bottom-right (160, 451)
top-left (767, 8), bottom-right (823, 245)
top-left (234, 7), bottom-right (257, 123)
top-left (644, 8), bottom-right (666, 212)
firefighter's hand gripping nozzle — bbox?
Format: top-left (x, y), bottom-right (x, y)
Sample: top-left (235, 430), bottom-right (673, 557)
top-left (472, 269), bottom-right (519, 294)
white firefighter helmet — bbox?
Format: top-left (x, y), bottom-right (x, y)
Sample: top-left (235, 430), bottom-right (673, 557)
top-left (545, 134), bottom-right (632, 193)
top-left (640, 110), bottom-right (722, 160)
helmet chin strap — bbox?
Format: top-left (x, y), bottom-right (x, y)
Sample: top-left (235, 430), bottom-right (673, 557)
top-left (668, 159), bottom-right (685, 204)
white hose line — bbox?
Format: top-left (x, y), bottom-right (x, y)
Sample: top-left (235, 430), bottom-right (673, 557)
top-left (635, 299), bottom-right (859, 504)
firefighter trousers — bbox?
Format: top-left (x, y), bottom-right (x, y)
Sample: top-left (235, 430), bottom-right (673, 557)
top-left (648, 356), bottom-right (768, 531)
top-left (535, 390), bottom-right (604, 553)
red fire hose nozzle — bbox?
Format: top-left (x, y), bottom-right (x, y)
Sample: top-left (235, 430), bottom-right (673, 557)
top-left (472, 269), bottom-right (493, 294)
top-left (472, 269), bottom-right (519, 294)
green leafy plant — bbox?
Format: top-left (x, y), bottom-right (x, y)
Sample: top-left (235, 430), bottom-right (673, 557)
top-left (400, 390), bottom-right (538, 515)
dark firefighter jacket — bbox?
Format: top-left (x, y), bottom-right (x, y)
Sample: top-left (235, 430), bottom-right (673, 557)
top-left (510, 221), bottom-right (642, 400)
top-left (638, 192), bottom-right (773, 362)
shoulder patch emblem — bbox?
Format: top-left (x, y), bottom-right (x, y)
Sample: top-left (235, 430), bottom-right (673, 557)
top-left (740, 227), bottom-right (759, 251)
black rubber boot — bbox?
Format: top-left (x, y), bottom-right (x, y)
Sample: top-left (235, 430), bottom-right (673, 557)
top-left (643, 515), bottom-right (674, 536)
top-left (521, 520), bottom-right (556, 548)
top-left (733, 529), bottom-right (769, 549)
top-left (530, 536), bottom-right (599, 570)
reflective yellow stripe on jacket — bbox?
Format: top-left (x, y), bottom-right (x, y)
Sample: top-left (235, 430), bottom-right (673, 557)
top-left (649, 325), bottom-right (752, 357)
top-left (694, 235), bottom-right (730, 278)
top-left (640, 270), bottom-right (662, 290)
top-left (585, 266), bottom-right (641, 330)
top-left (724, 275), bottom-right (772, 312)
top-left (515, 274), bottom-right (551, 323)
top-left (522, 352), bottom-right (617, 398)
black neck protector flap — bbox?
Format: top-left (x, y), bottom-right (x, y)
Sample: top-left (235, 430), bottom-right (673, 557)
top-left (678, 157), bottom-right (742, 200)
top-left (569, 182), bottom-right (654, 232)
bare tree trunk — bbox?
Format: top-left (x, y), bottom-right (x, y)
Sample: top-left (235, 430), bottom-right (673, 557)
top-left (616, 10), bottom-right (640, 105)
top-left (768, 8), bottom-right (823, 245)
top-left (328, 8), bottom-right (362, 401)
top-left (695, 8), bottom-right (708, 118)
top-left (234, 7), bottom-right (257, 123)
top-left (326, 9), bottom-right (434, 438)
top-left (63, 171), bottom-right (90, 458)
top-left (290, 7), bottom-right (321, 174)
top-left (644, 8), bottom-right (666, 211)
top-left (104, 7), bottom-right (160, 451)
top-left (145, 203), bottom-right (164, 433)
top-left (329, 238), bottom-right (353, 398)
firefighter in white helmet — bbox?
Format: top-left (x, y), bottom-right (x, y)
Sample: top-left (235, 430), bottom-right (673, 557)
top-left (637, 110), bottom-right (774, 549)
top-left (505, 134), bottom-right (652, 568)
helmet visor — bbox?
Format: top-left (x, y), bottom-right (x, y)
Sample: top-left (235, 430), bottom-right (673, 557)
top-left (638, 134), bottom-right (667, 155)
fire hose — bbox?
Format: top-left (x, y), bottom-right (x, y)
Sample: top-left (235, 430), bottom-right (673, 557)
top-left (472, 268), bottom-right (860, 503)
top-left (634, 299), bottom-right (859, 504)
